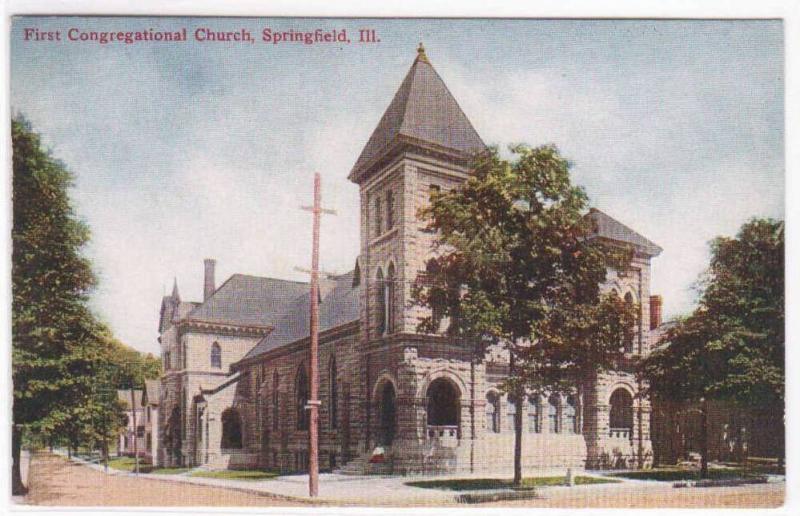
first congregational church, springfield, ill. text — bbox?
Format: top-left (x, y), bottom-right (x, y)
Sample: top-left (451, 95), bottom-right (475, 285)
top-left (156, 45), bottom-right (665, 475)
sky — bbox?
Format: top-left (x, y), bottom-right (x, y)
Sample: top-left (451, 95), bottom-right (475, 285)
top-left (10, 18), bottom-right (784, 354)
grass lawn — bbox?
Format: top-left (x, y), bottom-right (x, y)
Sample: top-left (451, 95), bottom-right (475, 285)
top-left (190, 469), bottom-right (280, 481)
top-left (107, 457), bottom-right (148, 472)
top-left (406, 475), bottom-right (618, 491)
top-left (609, 468), bottom-right (761, 482)
top-left (149, 467), bottom-right (191, 475)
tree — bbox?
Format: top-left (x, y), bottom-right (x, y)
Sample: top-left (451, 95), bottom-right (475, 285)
top-left (641, 218), bottom-right (784, 476)
top-left (414, 144), bottom-right (635, 484)
top-left (11, 116), bottom-right (99, 494)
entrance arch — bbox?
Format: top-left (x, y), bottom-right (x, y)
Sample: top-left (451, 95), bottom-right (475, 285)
top-left (376, 381), bottom-right (397, 445)
top-left (609, 388), bottom-right (634, 439)
top-left (426, 378), bottom-right (461, 439)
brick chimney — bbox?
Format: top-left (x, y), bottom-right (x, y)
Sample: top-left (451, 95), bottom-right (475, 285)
top-left (650, 295), bottom-right (662, 330)
top-left (203, 259), bottom-right (216, 301)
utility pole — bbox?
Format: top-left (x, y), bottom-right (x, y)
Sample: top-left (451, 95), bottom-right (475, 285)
top-left (300, 173), bottom-right (336, 497)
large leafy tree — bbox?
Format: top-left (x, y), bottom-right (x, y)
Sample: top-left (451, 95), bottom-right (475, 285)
top-left (415, 144), bottom-right (635, 484)
top-left (12, 116), bottom-right (100, 494)
top-left (641, 218), bottom-right (784, 475)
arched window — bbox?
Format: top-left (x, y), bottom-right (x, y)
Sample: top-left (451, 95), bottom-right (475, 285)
top-left (548, 394), bottom-right (560, 433)
top-left (506, 396), bottom-right (517, 434)
top-left (296, 365), bottom-right (309, 431)
top-left (221, 408), bottom-right (243, 449)
top-left (386, 189), bottom-right (394, 230)
top-left (528, 395), bottom-right (541, 433)
top-left (352, 261), bottom-right (361, 288)
top-left (374, 196), bottom-right (382, 237)
top-left (426, 259), bottom-right (444, 330)
top-left (485, 392), bottom-right (500, 433)
top-left (386, 263), bottom-right (396, 334)
top-left (624, 292), bottom-right (635, 353)
top-left (211, 342), bottom-right (222, 369)
top-left (377, 381), bottom-right (397, 445)
top-left (329, 357), bottom-right (338, 430)
top-left (609, 388), bottom-right (634, 438)
top-left (565, 395), bottom-right (578, 434)
top-left (272, 371), bottom-right (279, 432)
top-left (376, 268), bottom-right (386, 335)
top-left (427, 378), bottom-right (460, 436)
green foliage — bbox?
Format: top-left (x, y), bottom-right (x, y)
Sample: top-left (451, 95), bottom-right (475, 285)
top-left (12, 115), bottom-right (98, 432)
top-left (11, 116), bottom-right (161, 475)
top-left (641, 218), bottom-right (784, 408)
top-left (414, 144), bottom-right (635, 394)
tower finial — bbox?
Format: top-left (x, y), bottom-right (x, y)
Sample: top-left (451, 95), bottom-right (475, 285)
top-left (416, 42), bottom-right (429, 64)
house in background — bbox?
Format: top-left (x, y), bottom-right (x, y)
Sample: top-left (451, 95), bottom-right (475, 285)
top-left (117, 389), bottom-right (145, 457)
top-left (142, 380), bottom-right (160, 461)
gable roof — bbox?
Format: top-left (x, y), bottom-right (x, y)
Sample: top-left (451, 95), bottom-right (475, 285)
top-left (586, 208), bottom-right (662, 256)
top-left (242, 270), bottom-right (360, 361)
top-left (349, 45), bottom-right (485, 182)
top-left (143, 379), bottom-right (160, 406)
top-left (186, 274), bottom-right (309, 328)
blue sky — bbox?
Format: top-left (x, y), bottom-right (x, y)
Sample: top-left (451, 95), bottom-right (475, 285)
top-left (11, 18), bottom-right (783, 354)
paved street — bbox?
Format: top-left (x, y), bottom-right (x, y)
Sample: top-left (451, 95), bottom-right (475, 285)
top-left (17, 452), bottom-right (785, 508)
top-left (19, 453), bottom-right (306, 507)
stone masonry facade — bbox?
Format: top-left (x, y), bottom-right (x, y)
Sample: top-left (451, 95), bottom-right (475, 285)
top-left (156, 45), bottom-right (664, 474)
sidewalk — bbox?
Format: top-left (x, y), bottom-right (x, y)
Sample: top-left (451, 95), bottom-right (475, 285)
top-left (57, 450), bottom-right (628, 505)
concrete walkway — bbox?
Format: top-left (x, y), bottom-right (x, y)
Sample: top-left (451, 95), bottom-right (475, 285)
top-left (54, 451), bottom-right (786, 507)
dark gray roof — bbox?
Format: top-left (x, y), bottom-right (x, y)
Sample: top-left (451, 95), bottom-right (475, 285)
top-left (349, 46), bottom-right (485, 181)
top-left (187, 274), bottom-right (309, 327)
top-left (243, 270), bottom-right (360, 360)
top-left (587, 208), bottom-right (662, 256)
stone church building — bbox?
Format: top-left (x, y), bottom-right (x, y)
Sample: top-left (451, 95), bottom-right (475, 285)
top-left (157, 46), bottom-right (665, 474)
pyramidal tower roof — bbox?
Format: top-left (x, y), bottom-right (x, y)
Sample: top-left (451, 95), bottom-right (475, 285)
top-left (349, 44), bottom-right (486, 182)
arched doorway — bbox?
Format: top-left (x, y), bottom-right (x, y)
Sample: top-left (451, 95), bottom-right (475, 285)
top-left (426, 378), bottom-right (460, 439)
top-left (167, 407), bottom-right (182, 465)
top-left (377, 381), bottom-right (397, 445)
top-left (221, 408), bottom-right (243, 449)
top-left (609, 388), bottom-right (634, 439)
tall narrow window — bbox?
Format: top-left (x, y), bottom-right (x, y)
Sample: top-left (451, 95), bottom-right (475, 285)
top-left (374, 196), bottom-right (382, 237)
top-left (506, 396), bottom-right (517, 434)
top-left (329, 357), bottom-right (338, 430)
top-left (296, 365), bottom-right (309, 431)
top-left (272, 371), bottom-right (279, 432)
top-left (486, 392), bottom-right (500, 433)
top-left (624, 292), bottom-right (635, 353)
top-left (352, 261), bottom-right (361, 288)
top-left (376, 268), bottom-right (386, 335)
top-left (565, 395), bottom-right (578, 434)
top-left (528, 395), bottom-right (541, 433)
top-left (210, 342), bottom-right (222, 369)
top-left (426, 259), bottom-right (444, 331)
top-left (548, 394), bottom-right (560, 433)
top-left (386, 190), bottom-right (394, 231)
top-left (386, 263), bottom-right (396, 334)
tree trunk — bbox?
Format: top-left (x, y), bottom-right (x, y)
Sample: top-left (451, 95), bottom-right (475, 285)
top-left (514, 393), bottom-right (523, 485)
top-left (12, 425), bottom-right (27, 495)
top-left (700, 400), bottom-right (709, 479)
top-left (510, 353), bottom-right (523, 486)
top-left (131, 388), bottom-right (139, 474)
